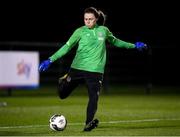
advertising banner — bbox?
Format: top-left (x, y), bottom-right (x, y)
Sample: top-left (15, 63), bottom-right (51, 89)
top-left (0, 51), bottom-right (39, 88)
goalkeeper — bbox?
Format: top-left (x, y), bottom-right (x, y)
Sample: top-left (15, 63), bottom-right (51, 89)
top-left (39, 7), bottom-right (147, 131)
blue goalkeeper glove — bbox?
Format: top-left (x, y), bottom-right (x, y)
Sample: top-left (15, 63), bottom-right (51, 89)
top-left (39, 59), bottom-right (52, 72)
top-left (134, 42), bottom-right (147, 51)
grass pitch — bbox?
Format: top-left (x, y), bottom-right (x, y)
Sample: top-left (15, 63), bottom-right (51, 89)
top-left (0, 86), bottom-right (180, 136)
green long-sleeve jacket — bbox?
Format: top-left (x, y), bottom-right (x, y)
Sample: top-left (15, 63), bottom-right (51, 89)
top-left (49, 25), bottom-right (135, 73)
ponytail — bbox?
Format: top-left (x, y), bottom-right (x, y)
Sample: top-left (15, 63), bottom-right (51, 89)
top-left (97, 10), bottom-right (106, 25)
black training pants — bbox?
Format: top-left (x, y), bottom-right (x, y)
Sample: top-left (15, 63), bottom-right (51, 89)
top-left (58, 68), bottom-right (103, 124)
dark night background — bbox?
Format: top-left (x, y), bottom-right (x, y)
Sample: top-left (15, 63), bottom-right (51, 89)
top-left (0, 1), bottom-right (179, 87)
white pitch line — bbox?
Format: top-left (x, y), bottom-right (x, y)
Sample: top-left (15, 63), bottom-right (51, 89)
top-left (0, 118), bottom-right (180, 129)
top-left (100, 118), bottom-right (180, 124)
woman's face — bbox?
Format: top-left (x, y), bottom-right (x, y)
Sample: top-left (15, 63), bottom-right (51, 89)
top-left (84, 13), bottom-right (97, 29)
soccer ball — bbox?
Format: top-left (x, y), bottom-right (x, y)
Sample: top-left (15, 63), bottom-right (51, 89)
top-left (49, 114), bottom-right (67, 131)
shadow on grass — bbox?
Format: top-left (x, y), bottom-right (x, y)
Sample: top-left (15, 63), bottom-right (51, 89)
top-left (0, 131), bottom-right (22, 136)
